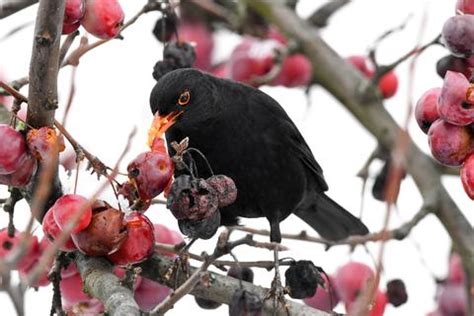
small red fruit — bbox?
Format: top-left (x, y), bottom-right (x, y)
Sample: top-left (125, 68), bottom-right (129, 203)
top-left (438, 283), bottom-right (467, 316)
top-left (64, 0), bottom-right (85, 24)
top-left (107, 212), bottom-right (154, 265)
top-left (134, 277), bottom-right (171, 312)
top-left (0, 153), bottom-right (37, 187)
top-left (62, 21), bottom-right (81, 35)
top-left (81, 0), bottom-right (124, 39)
top-left (0, 124), bottom-right (28, 174)
top-left (27, 127), bottom-right (65, 162)
top-left (345, 290), bottom-right (387, 316)
top-left (0, 228), bottom-right (39, 272)
top-left (71, 202), bottom-right (127, 256)
top-left (51, 194), bottom-right (92, 234)
top-left (333, 261), bottom-right (374, 304)
top-left (175, 21), bottom-right (214, 71)
top-left (415, 88), bottom-right (441, 133)
top-left (378, 71), bottom-right (398, 99)
top-left (127, 150), bottom-right (174, 202)
top-left (60, 273), bottom-right (92, 305)
top-left (428, 119), bottom-right (473, 166)
top-left (456, 0), bottom-right (474, 14)
top-left (228, 38), bottom-right (282, 86)
top-left (447, 253), bottom-right (465, 284)
top-left (154, 224), bottom-right (184, 257)
top-left (461, 153), bottom-right (474, 199)
top-left (347, 55), bottom-right (374, 77)
top-left (42, 208), bottom-right (77, 252)
top-left (438, 71), bottom-right (474, 126)
top-left (270, 54), bottom-right (312, 87)
top-left (303, 274), bottom-right (339, 312)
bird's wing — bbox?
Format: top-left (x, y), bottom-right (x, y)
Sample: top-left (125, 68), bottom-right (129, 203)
top-left (249, 89), bottom-right (330, 192)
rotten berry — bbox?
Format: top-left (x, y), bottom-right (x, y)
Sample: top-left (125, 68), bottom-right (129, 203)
top-left (206, 175), bottom-right (237, 208)
top-left (177, 208), bottom-right (221, 240)
top-left (386, 279), bottom-right (408, 307)
top-left (285, 260), bottom-right (324, 299)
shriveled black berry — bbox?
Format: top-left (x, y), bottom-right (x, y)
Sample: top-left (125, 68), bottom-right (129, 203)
top-left (152, 13), bottom-right (178, 42)
top-left (194, 296), bottom-right (222, 310)
top-left (229, 289), bottom-right (263, 316)
top-left (206, 175), bottom-right (237, 208)
top-left (285, 260), bottom-right (324, 299)
top-left (178, 209), bottom-right (221, 239)
top-left (386, 279), bottom-right (408, 307)
top-left (152, 60), bottom-right (178, 81)
top-left (227, 266), bottom-right (254, 283)
top-left (163, 41), bottom-right (196, 69)
top-left (167, 175), bottom-right (219, 220)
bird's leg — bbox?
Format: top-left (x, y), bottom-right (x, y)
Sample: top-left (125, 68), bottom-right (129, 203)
top-left (264, 220), bottom-right (289, 315)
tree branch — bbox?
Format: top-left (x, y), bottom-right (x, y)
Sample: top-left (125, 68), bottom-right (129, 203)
top-left (0, 0), bottom-right (38, 19)
top-left (139, 254), bottom-right (330, 316)
top-left (246, 0), bottom-right (474, 312)
top-left (75, 253), bottom-right (140, 316)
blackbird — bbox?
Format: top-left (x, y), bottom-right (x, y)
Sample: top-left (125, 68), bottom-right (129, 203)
top-left (150, 68), bottom-right (368, 242)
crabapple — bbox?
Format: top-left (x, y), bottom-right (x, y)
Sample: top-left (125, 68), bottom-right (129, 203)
top-left (415, 87), bottom-right (441, 133)
top-left (0, 124), bottom-right (28, 174)
top-left (303, 274), bottom-right (339, 312)
top-left (461, 153), bottom-right (474, 199)
top-left (333, 261), bottom-right (374, 304)
top-left (51, 194), bottom-right (92, 234)
top-left (42, 208), bottom-right (77, 252)
top-left (438, 71), bottom-right (474, 126)
top-left (270, 54), bottom-right (312, 87)
top-left (428, 120), bottom-right (473, 166)
top-left (134, 277), bottom-right (171, 312)
top-left (175, 21), bottom-right (214, 71)
top-left (442, 15), bottom-right (474, 57)
top-left (0, 153), bottom-right (37, 187)
top-left (81, 0), bottom-right (124, 39)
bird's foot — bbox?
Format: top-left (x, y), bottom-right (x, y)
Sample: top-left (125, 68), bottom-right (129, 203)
top-left (264, 274), bottom-right (289, 315)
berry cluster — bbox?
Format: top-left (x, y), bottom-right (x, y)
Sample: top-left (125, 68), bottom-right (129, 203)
top-left (62, 0), bottom-right (124, 39)
top-left (415, 1), bottom-right (474, 200)
top-left (303, 261), bottom-right (407, 315)
top-left (347, 55), bottom-right (399, 99)
top-left (0, 125), bottom-right (66, 188)
top-left (152, 11), bottom-right (312, 88)
top-left (167, 174), bottom-right (237, 239)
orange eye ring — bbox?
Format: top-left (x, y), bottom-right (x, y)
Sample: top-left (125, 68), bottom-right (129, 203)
top-left (178, 90), bottom-right (191, 106)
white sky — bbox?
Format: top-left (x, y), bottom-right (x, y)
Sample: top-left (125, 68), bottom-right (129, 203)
top-left (0, 1), bottom-right (473, 315)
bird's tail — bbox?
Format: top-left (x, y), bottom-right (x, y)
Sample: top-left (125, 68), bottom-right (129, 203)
top-left (294, 194), bottom-right (368, 241)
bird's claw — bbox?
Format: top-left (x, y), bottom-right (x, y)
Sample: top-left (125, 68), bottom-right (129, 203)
top-left (264, 274), bottom-right (290, 315)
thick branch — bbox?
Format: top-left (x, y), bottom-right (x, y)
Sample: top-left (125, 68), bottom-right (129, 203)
top-left (247, 0), bottom-right (474, 309)
top-left (0, 0), bottom-right (38, 19)
top-left (139, 254), bottom-right (330, 316)
top-left (75, 253), bottom-right (140, 316)
top-left (27, 0), bottom-right (64, 128)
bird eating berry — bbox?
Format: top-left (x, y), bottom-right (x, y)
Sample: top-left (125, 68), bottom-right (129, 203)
top-left (149, 68), bottom-right (368, 243)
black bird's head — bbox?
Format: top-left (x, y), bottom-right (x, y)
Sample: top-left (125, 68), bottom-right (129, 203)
top-left (149, 68), bottom-right (218, 136)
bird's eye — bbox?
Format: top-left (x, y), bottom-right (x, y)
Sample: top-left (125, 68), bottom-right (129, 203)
top-left (178, 90), bottom-right (191, 106)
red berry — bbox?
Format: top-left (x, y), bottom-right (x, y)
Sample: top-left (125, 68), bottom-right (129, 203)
top-left (438, 283), bottom-right (467, 316)
top-left (438, 71), bottom-right (474, 126)
top-left (0, 228), bottom-right (39, 272)
top-left (345, 290), bottom-right (387, 316)
top-left (0, 124), bottom-right (28, 174)
top-left (134, 277), bottom-right (171, 312)
top-left (266, 26), bottom-right (287, 45)
top-left (71, 201), bottom-right (127, 256)
top-left (461, 153), bottom-right (474, 199)
top-left (127, 150), bottom-right (174, 202)
top-left (60, 273), bottom-right (92, 305)
top-left (62, 21), bottom-right (81, 35)
top-left (175, 21), bottom-right (214, 71)
top-left (415, 88), bottom-right (441, 133)
top-left (447, 253), bottom-right (465, 284)
top-left (42, 208), bottom-right (77, 252)
top-left (271, 54), bottom-right (312, 87)
top-left (107, 212), bottom-right (154, 265)
top-left (61, 261), bottom-right (79, 279)
top-left (442, 15), bottom-right (474, 57)
top-left (378, 71), bottom-right (398, 99)
top-left (27, 127), bottom-right (65, 162)
top-left (153, 224), bottom-right (184, 257)
top-left (18, 237), bottom-right (52, 287)
top-left (428, 120), bottom-right (473, 167)
top-left (333, 261), bottom-right (374, 304)
top-left (0, 153), bottom-right (37, 187)
top-left (303, 274), bottom-right (339, 312)
top-left (457, 0), bottom-right (474, 14)
top-left (64, 0), bottom-right (85, 24)
top-left (436, 55), bottom-right (473, 79)
top-left (229, 38), bottom-right (281, 86)
top-left (210, 63), bottom-right (229, 79)
top-left (81, 0), bottom-right (124, 39)
top-left (51, 194), bottom-right (92, 234)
